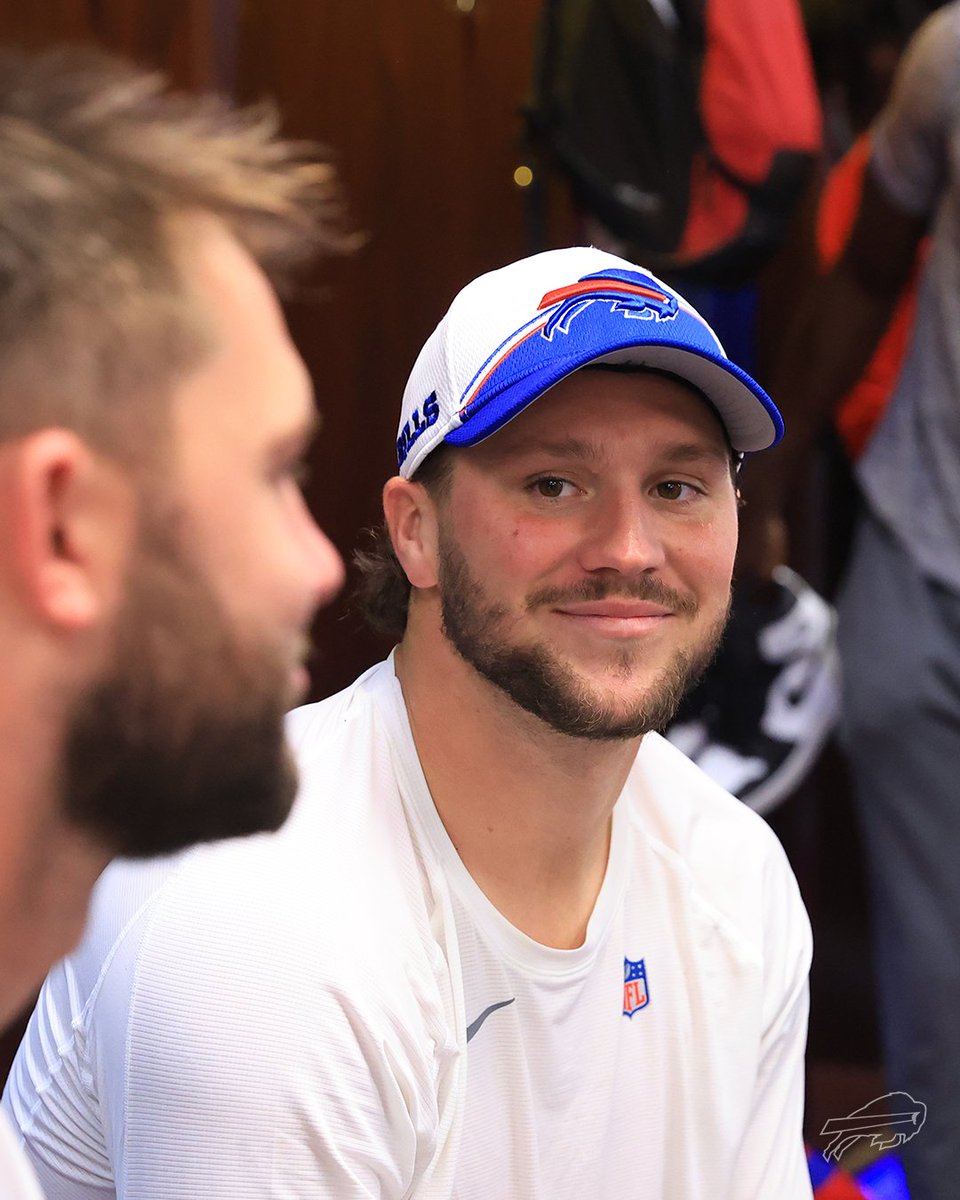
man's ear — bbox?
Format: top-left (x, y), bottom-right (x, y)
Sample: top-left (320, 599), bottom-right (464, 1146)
top-left (382, 475), bottom-right (441, 590)
top-left (8, 430), bottom-right (135, 630)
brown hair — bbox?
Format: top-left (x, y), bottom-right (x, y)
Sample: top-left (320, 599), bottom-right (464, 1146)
top-left (353, 447), bottom-right (454, 640)
top-left (0, 45), bottom-right (352, 462)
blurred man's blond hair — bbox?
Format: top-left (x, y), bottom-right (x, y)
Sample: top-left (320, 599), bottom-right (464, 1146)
top-left (0, 45), bottom-right (351, 462)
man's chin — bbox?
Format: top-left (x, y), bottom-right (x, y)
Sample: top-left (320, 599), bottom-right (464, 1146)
top-left (466, 642), bottom-right (689, 741)
top-left (63, 672), bottom-right (299, 858)
top-left (87, 754), bottom-right (298, 860)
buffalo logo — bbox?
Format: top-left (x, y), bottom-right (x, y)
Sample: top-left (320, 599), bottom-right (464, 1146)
top-left (623, 957), bottom-right (650, 1017)
top-left (537, 269), bottom-right (678, 339)
top-left (820, 1091), bottom-right (927, 1163)
top-left (458, 269), bottom-right (680, 424)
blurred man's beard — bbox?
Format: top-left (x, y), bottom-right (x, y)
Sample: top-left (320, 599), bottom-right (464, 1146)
top-left (438, 528), bottom-right (729, 741)
top-left (62, 508), bottom-right (298, 858)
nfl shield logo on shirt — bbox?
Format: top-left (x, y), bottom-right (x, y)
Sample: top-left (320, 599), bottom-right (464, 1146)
top-left (623, 957), bottom-right (650, 1017)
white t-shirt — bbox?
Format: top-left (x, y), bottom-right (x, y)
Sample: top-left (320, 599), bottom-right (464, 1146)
top-left (0, 1110), bottom-right (44, 1200)
top-left (3, 656), bottom-right (813, 1199)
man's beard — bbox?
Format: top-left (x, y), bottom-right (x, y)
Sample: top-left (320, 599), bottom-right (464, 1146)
top-left (438, 530), bottom-right (729, 741)
top-left (62, 507), bottom-right (299, 858)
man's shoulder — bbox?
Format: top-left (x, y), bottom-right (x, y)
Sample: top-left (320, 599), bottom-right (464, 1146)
top-left (634, 730), bottom-right (778, 846)
top-left (908, 2), bottom-right (960, 68)
top-left (285, 654), bottom-right (395, 760)
top-left (884, 1), bottom-right (960, 95)
top-left (629, 733), bottom-right (806, 954)
top-left (0, 1111), bottom-right (44, 1200)
top-left (872, 1), bottom-right (960, 186)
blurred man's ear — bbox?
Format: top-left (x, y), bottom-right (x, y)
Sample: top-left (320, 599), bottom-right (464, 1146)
top-left (382, 475), bottom-right (441, 590)
top-left (5, 430), bottom-right (136, 631)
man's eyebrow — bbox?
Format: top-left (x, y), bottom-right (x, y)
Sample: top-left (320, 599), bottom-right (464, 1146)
top-left (658, 441), bottom-right (735, 470)
top-left (493, 436), bottom-right (607, 464)
top-left (491, 436), bottom-right (734, 472)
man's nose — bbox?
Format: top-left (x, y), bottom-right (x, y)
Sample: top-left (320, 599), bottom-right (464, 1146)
top-left (305, 519), bottom-right (345, 611)
top-left (576, 491), bottom-right (666, 576)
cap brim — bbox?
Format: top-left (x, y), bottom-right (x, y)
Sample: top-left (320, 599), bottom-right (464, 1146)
top-left (443, 335), bottom-right (783, 454)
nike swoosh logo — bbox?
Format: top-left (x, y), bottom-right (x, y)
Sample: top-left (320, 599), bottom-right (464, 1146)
top-left (466, 998), bottom-right (515, 1043)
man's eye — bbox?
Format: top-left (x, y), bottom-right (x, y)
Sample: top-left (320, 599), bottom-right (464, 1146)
top-left (533, 477), bottom-right (574, 499)
top-left (655, 480), bottom-right (697, 501)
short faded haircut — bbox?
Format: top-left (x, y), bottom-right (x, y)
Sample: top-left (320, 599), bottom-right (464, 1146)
top-left (0, 45), bottom-right (351, 462)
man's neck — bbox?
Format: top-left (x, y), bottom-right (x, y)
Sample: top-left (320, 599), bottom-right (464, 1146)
top-left (0, 689), bottom-right (109, 1027)
top-left (394, 629), bottom-right (642, 950)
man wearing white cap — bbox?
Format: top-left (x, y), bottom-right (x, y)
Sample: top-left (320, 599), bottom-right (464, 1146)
top-left (5, 248), bottom-right (812, 1199)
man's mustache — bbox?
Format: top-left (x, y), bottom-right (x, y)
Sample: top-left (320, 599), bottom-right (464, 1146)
top-left (527, 575), bottom-right (699, 617)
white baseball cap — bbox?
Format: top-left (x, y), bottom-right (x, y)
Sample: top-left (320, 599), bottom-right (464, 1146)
top-left (396, 247), bottom-right (783, 478)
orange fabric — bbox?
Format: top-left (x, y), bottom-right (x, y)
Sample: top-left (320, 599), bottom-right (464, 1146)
top-left (700, 0), bottom-right (821, 184)
top-left (816, 133), bottom-right (927, 459)
top-left (676, 152), bottom-right (750, 261)
top-left (678, 0), bottom-right (821, 261)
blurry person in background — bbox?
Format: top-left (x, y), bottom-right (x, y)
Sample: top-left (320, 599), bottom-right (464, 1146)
top-left (739, 6), bottom-right (960, 1198)
top-left (0, 45), bottom-right (346, 1197)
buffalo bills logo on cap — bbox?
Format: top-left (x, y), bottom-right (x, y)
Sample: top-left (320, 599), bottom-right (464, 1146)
top-left (458, 268), bottom-right (681, 425)
top-left (538, 269), bottom-right (678, 338)
top-left (623, 956), bottom-right (650, 1017)
top-left (397, 248), bottom-right (783, 478)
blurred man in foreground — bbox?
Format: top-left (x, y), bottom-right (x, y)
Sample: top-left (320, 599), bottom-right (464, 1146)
top-left (0, 46), bottom-right (345, 1197)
